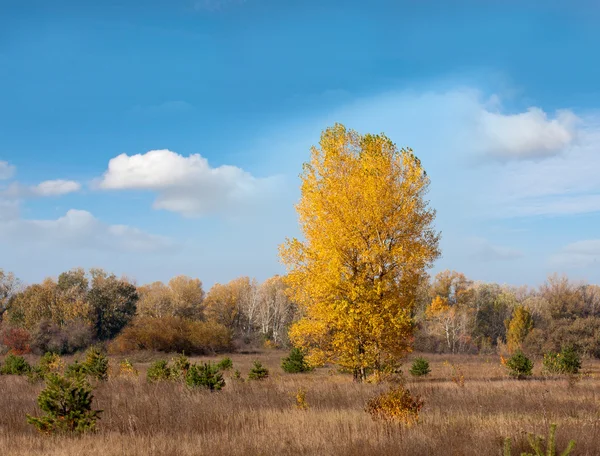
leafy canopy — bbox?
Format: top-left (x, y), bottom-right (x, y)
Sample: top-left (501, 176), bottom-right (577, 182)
top-left (280, 124), bottom-right (440, 381)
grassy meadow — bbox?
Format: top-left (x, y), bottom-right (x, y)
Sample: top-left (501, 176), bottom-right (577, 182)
top-left (1, 351), bottom-right (599, 455)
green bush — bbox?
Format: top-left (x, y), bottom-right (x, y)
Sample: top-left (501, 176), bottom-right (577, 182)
top-left (281, 348), bottom-right (312, 373)
top-left (83, 347), bottom-right (109, 381)
top-left (65, 361), bottom-right (88, 379)
top-left (185, 362), bottom-right (225, 390)
top-left (217, 357), bottom-right (233, 371)
top-left (170, 354), bottom-right (191, 380)
top-left (27, 366), bottom-right (46, 383)
top-left (505, 350), bottom-right (533, 379)
top-left (38, 352), bottom-right (64, 375)
top-left (147, 360), bottom-right (171, 382)
top-left (27, 373), bottom-right (102, 434)
top-left (559, 346), bottom-right (581, 375)
top-left (409, 357), bottom-right (431, 377)
top-left (1, 354), bottom-right (32, 375)
top-left (27, 352), bottom-right (65, 383)
top-left (543, 346), bottom-right (581, 375)
top-left (248, 361), bottom-right (269, 380)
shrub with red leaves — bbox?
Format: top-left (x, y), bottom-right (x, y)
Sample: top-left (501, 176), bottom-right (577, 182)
top-left (1, 326), bottom-right (32, 354)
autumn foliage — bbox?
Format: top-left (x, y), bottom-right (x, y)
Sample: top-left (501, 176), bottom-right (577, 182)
top-left (366, 386), bottom-right (424, 425)
top-left (280, 124), bottom-right (440, 381)
top-left (109, 316), bottom-right (233, 355)
top-left (0, 326), bottom-right (32, 354)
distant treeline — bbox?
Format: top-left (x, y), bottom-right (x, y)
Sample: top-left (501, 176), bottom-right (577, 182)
top-left (0, 268), bottom-right (598, 358)
top-left (0, 268), bottom-right (295, 355)
top-left (415, 271), bottom-right (600, 358)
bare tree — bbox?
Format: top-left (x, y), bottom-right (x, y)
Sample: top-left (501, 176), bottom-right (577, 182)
top-left (0, 269), bottom-right (20, 323)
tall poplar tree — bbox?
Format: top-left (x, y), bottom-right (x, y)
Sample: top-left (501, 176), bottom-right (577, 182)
top-left (280, 124), bottom-right (440, 381)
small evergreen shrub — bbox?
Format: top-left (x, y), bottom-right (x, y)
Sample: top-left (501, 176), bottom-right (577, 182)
top-left (366, 386), bottom-right (424, 425)
top-left (147, 360), bottom-right (171, 382)
top-left (1, 354), bottom-right (31, 375)
top-left (248, 361), bottom-right (269, 380)
top-left (505, 350), bottom-right (533, 379)
top-left (28, 352), bottom-right (65, 383)
top-left (65, 361), bottom-right (88, 379)
top-left (559, 346), bottom-right (581, 375)
top-left (83, 347), bottom-right (109, 381)
top-left (543, 346), bottom-right (581, 375)
top-left (27, 373), bottom-right (102, 434)
top-left (185, 362), bottom-right (225, 390)
top-left (170, 354), bottom-right (191, 380)
top-left (409, 357), bottom-right (431, 377)
top-left (233, 369), bottom-right (242, 380)
top-left (217, 357), bottom-right (233, 371)
top-left (27, 366), bottom-right (46, 383)
top-left (39, 352), bottom-right (65, 375)
top-left (281, 348), bottom-right (312, 373)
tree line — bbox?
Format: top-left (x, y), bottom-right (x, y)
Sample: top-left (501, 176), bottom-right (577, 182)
top-left (2, 266), bottom-right (596, 360)
top-left (0, 268), bottom-right (297, 355)
top-left (418, 270), bottom-right (600, 358)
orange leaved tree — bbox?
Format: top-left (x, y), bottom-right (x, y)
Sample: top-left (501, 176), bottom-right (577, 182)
top-left (280, 124), bottom-right (440, 382)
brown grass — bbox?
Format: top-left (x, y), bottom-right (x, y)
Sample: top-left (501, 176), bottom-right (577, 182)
top-left (1, 351), bottom-right (599, 455)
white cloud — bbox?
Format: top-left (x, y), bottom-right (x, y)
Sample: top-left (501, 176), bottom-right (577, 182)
top-left (476, 107), bottom-right (578, 161)
top-left (0, 161), bottom-right (15, 180)
top-left (483, 117), bottom-right (600, 217)
top-left (32, 180), bottom-right (81, 196)
top-left (467, 237), bottom-right (523, 262)
top-left (550, 240), bottom-right (600, 269)
top-left (98, 149), bottom-right (279, 217)
top-left (2, 179), bottom-right (81, 198)
top-left (0, 209), bottom-right (173, 253)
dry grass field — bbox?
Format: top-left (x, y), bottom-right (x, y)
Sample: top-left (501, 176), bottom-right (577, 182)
top-left (1, 351), bottom-right (599, 456)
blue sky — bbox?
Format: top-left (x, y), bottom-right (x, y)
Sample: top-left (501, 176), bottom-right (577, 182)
top-left (1, 0), bottom-right (600, 287)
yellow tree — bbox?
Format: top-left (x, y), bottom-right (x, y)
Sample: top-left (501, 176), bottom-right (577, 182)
top-left (280, 124), bottom-right (440, 381)
top-left (137, 277), bottom-right (205, 320)
top-left (168, 275), bottom-right (205, 319)
top-left (506, 305), bottom-right (533, 353)
top-left (204, 277), bottom-right (256, 334)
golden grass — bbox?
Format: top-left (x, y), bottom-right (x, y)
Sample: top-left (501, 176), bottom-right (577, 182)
top-left (1, 351), bottom-right (599, 455)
